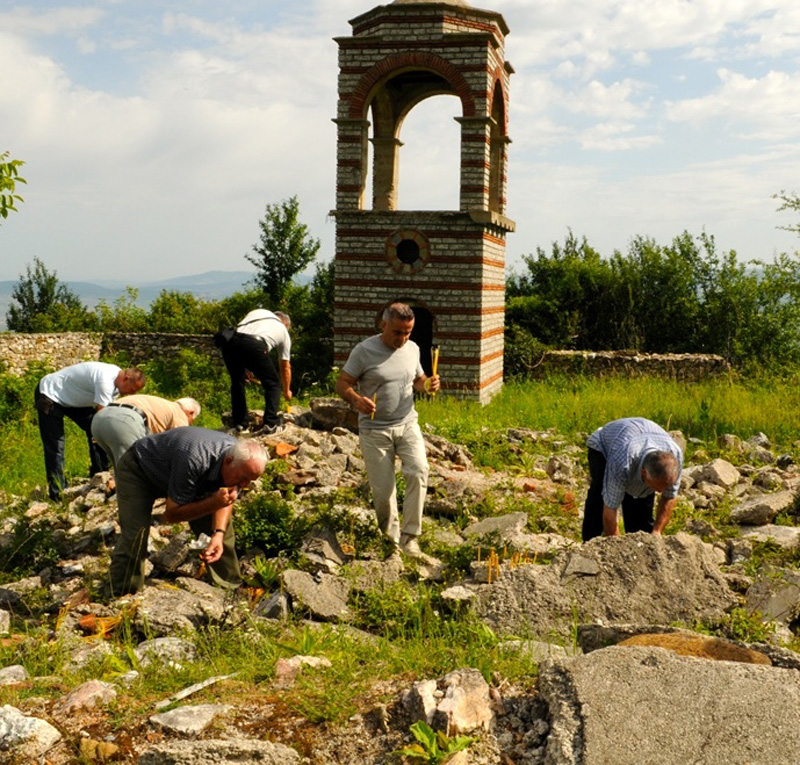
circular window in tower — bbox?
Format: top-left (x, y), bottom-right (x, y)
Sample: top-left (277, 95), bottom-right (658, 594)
top-left (386, 229), bottom-right (431, 274)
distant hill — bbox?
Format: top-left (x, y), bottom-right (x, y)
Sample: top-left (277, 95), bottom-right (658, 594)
top-left (0, 271), bottom-right (257, 329)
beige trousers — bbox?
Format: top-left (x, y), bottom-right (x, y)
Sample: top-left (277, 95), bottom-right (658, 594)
top-left (359, 420), bottom-right (428, 544)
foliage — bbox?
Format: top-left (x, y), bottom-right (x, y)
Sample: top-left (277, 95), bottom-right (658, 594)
top-left (774, 190), bottom-right (800, 236)
top-left (245, 195), bottom-right (321, 307)
top-left (235, 489), bottom-right (311, 557)
top-left (285, 260), bottom-right (336, 391)
top-left (506, 230), bottom-right (800, 372)
top-left (6, 258), bottom-right (94, 332)
top-left (140, 347), bottom-right (229, 417)
top-left (394, 720), bottom-right (476, 764)
top-left (0, 518), bottom-right (62, 583)
top-left (0, 151), bottom-right (26, 222)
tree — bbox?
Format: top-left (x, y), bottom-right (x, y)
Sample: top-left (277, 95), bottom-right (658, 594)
top-left (6, 258), bottom-right (93, 332)
top-left (774, 190), bottom-right (800, 236)
top-left (245, 196), bottom-right (321, 307)
top-left (0, 151), bottom-right (26, 223)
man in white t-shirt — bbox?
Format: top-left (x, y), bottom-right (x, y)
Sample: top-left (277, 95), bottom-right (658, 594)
top-left (35, 361), bottom-right (145, 501)
top-left (335, 303), bottom-right (440, 559)
top-left (221, 309), bottom-right (292, 435)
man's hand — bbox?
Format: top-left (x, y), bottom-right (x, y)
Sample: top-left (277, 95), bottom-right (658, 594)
top-left (423, 374), bottom-right (441, 393)
top-left (214, 487), bottom-right (238, 507)
top-left (201, 535), bottom-right (224, 564)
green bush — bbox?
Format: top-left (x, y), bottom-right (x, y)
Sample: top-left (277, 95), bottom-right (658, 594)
top-left (0, 518), bottom-right (62, 583)
top-left (235, 490), bottom-right (310, 557)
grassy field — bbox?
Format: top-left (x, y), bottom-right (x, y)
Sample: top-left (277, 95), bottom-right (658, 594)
top-left (2, 369), bottom-right (799, 756)
top-left (4, 371), bottom-right (800, 499)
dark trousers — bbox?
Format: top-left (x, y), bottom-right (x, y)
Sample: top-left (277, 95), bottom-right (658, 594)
top-left (35, 384), bottom-right (109, 501)
top-left (221, 333), bottom-right (281, 429)
top-left (109, 449), bottom-right (241, 596)
top-left (582, 447), bottom-right (654, 541)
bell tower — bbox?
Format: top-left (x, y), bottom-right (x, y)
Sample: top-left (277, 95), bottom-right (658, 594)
top-left (332, 0), bottom-right (514, 402)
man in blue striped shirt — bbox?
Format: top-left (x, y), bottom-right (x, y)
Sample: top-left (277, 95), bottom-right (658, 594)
top-left (108, 427), bottom-right (267, 596)
top-left (582, 417), bottom-right (683, 541)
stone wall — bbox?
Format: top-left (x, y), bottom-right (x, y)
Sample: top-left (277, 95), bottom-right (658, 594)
top-left (0, 333), bottom-right (219, 376)
top-left (530, 350), bottom-right (730, 382)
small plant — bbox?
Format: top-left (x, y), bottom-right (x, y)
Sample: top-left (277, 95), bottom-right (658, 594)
top-left (251, 555), bottom-right (281, 589)
top-left (394, 720), bottom-right (476, 764)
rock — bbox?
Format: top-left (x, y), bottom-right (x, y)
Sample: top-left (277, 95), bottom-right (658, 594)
top-left (281, 569), bottom-right (350, 621)
top-left (346, 558), bottom-right (405, 593)
top-left (137, 738), bottom-right (301, 764)
top-left (402, 678), bottom-right (438, 725)
top-left (274, 655), bottom-right (332, 685)
top-left (618, 633), bottom-right (771, 664)
top-left (538, 645), bottom-right (800, 765)
top-left (745, 568), bottom-right (800, 627)
top-left (150, 704), bottom-right (232, 735)
top-left (441, 585), bottom-right (478, 604)
top-left (431, 668), bottom-right (493, 736)
top-left (0, 704), bottom-right (62, 758)
top-left (133, 578), bottom-right (231, 636)
top-left (0, 665), bottom-right (29, 685)
top-left (79, 738), bottom-right (119, 761)
top-left (53, 679), bottom-right (117, 715)
top-left (740, 524), bottom-right (800, 549)
top-left (252, 591), bottom-right (290, 620)
top-left (134, 637), bottom-right (196, 669)
top-left (0, 609), bottom-right (9, 636)
top-left (730, 491), bottom-right (797, 525)
top-left (149, 530), bottom-right (194, 572)
top-left (719, 433), bottom-right (744, 453)
top-left (309, 397), bottom-right (359, 432)
top-left (475, 533), bottom-right (737, 639)
top-left (499, 639), bottom-right (580, 661)
top-left (463, 512), bottom-right (529, 546)
top-left (697, 458), bottom-right (740, 488)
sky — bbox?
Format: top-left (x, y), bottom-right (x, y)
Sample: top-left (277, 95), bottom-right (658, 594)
top-left (2, 0), bottom-right (800, 285)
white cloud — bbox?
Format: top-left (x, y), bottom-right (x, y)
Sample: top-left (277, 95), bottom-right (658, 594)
top-left (667, 69), bottom-right (800, 141)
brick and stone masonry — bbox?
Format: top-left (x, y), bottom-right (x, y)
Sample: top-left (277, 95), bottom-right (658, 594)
top-left (331, 0), bottom-right (515, 404)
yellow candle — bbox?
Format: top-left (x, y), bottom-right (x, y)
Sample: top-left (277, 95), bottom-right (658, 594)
top-left (432, 346), bottom-right (440, 376)
top-left (371, 393), bottom-right (377, 419)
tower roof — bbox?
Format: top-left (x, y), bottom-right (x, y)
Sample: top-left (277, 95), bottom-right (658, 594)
top-left (391, 0), bottom-right (471, 5)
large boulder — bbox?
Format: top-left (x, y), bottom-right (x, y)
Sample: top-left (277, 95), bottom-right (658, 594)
top-left (539, 645), bottom-right (800, 765)
top-left (474, 532), bottom-right (737, 638)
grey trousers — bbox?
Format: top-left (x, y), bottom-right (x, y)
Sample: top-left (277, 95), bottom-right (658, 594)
top-left (91, 405), bottom-right (147, 469)
top-left (108, 449), bottom-right (242, 596)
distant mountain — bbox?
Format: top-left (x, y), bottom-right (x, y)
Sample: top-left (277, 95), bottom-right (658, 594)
top-left (0, 271), bottom-right (258, 329)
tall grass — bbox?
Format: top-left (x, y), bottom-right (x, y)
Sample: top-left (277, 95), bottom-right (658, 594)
top-left (419, 374), bottom-right (800, 449)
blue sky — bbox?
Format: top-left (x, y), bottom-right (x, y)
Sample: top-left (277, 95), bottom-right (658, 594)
top-left (2, 0), bottom-right (800, 284)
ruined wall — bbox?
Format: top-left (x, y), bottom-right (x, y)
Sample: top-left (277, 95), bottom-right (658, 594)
top-left (530, 350), bottom-right (730, 382)
top-left (0, 333), bottom-right (219, 376)
top-left (0, 333), bottom-right (728, 383)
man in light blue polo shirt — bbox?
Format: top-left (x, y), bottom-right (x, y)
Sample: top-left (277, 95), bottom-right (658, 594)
top-left (582, 417), bottom-right (683, 541)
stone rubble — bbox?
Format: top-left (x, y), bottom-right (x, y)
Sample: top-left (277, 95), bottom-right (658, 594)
top-left (1, 405), bottom-right (800, 762)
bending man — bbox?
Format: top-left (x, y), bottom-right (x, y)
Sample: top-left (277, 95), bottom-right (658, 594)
top-left (109, 427), bottom-right (267, 596)
top-left (92, 394), bottom-right (201, 468)
top-left (335, 303), bottom-right (439, 558)
top-left (582, 417), bottom-right (683, 541)
top-left (221, 308), bottom-right (292, 435)
top-left (35, 362), bottom-right (145, 501)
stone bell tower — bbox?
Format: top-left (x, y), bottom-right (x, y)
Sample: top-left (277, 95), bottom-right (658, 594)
top-left (332, 0), bottom-right (514, 403)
